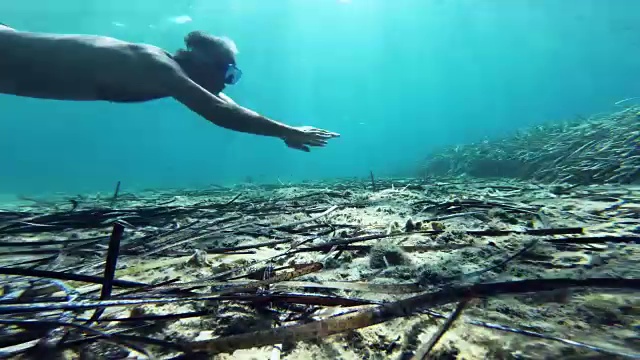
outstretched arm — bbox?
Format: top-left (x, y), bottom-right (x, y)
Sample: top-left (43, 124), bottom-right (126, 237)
top-left (156, 58), bottom-right (339, 150)
top-left (217, 92), bottom-right (260, 118)
top-left (170, 76), bottom-right (296, 138)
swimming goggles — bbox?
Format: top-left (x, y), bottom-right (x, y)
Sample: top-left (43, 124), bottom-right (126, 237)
top-left (224, 63), bottom-right (242, 85)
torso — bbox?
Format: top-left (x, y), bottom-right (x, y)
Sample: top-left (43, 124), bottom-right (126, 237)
top-left (0, 29), bottom-right (170, 103)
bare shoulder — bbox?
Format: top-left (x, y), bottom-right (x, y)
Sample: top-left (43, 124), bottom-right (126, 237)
top-left (0, 29), bottom-right (188, 100)
top-left (77, 35), bottom-right (187, 92)
top-left (122, 41), bottom-right (191, 85)
top-left (1, 30), bottom-right (174, 73)
top-left (122, 41), bottom-right (175, 67)
top-left (92, 38), bottom-right (179, 74)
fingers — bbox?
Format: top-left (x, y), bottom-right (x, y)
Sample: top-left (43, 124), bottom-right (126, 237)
top-left (283, 126), bottom-right (339, 152)
top-left (302, 126), bottom-right (340, 138)
top-left (289, 140), bottom-right (324, 148)
top-left (285, 139), bottom-right (310, 152)
top-left (320, 128), bottom-right (340, 137)
top-left (312, 129), bottom-right (340, 138)
top-left (292, 143), bottom-right (310, 152)
top-left (288, 136), bottom-right (330, 147)
top-left (305, 131), bottom-right (337, 145)
top-left (306, 138), bottom-right (328, 146)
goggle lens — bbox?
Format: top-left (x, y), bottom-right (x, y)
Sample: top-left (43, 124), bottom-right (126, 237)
top-left (224, 64), bottom-right (242, 85)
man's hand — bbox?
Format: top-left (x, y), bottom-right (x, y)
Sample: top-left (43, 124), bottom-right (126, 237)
top-left (282, 126), bottom-right (340, 152)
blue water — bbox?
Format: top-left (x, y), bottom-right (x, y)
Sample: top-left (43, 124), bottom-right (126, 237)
top-left (2, 0), bottom-right (639, 196)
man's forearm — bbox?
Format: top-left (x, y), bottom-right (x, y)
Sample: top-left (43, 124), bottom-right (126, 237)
top-left (170, 77), bottom-right (295, 139)
top-left (219, 103), bottom-right (295, 138)
top-left (215, 92), bottom-right (293, 137)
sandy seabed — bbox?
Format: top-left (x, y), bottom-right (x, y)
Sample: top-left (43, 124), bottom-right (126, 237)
top-left (0, 176), bottom-right (638, 360)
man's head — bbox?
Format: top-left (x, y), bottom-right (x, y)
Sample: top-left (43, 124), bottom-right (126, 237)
top-left (174, 31), bottom-right (242, 94)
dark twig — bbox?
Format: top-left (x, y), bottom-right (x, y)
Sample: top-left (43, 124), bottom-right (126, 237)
top-left (0, 291), bottom-right (377, 316)
top-left (87, 222), bottom-right (125, 323)
top-left (413, 298), bottom-right (469, 359)
top-left (274, 205), bottom-right (339, 231)
top-left (0, 267), bottom-right (147, 288)
top-left (370, 170), bottom-right (376, 192)
top-left (110, 181), bottom-right (121, 207)
top-left (547, 235), bottom-right (640, 245)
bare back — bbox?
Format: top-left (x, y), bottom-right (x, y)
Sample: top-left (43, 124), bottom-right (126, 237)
top-left (0, 27), bottom-right (172, 102)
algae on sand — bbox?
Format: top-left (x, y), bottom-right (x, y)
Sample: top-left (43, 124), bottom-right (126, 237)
top-left (369, 242), bottom-right (412, 269)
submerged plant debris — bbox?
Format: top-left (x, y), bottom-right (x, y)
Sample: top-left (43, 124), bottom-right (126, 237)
top-left (420, 105), bottom-right (640, 185)
top-left (1, 177), bottom-right (638, 359)
top-left (1, 109), bottom-right (640, 359)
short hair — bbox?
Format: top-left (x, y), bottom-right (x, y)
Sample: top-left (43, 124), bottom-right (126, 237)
top-left (184, 31), bottom-right (238, 56)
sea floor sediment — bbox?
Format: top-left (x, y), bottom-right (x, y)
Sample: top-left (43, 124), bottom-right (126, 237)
top-left (0, 177), bottom-right (639, 359)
